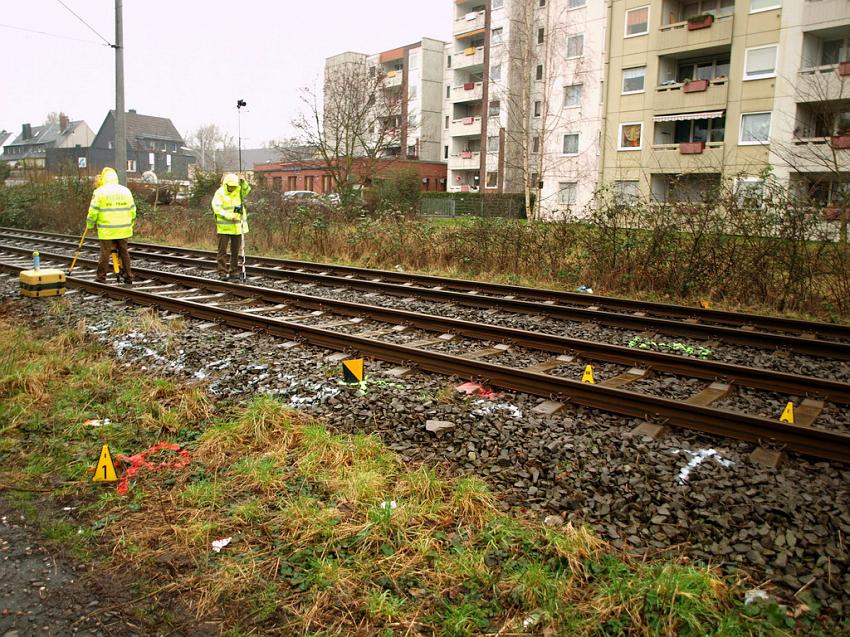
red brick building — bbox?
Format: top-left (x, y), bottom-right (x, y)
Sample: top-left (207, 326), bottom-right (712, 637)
top-left (253, 158), bottom-right (447, 193)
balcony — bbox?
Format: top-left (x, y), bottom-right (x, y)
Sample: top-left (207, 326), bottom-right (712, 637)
top-left (791, 137), bottom-right (850, 172)
top-left (451, 81), bottom-right (484, 103)
top-left (454, 10), bottom-right (485, 37)
top-left (797, 65), bottom-right (850, 103)
top-left (449, 116), bottom-right (482, 137)
top-left (383, 71), bottom-right (403, 88)
top-left (448, 151), bottom-right (481, 170)
top-left (649, 142), bottom-right (725, 171)
top-left (803, 0), bottom-right (850, 24)
top-left (657, 14), bottom-right (733, 56)
top-left (654, 78), bottom-right (728, 113)
top-left (453, 46), bottom-right (485, 70)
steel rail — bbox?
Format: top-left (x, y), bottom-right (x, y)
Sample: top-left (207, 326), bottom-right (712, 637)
top-left (2, 258), bottom-right (849, 464)
top-left (1, 231), bottom-right (848, 359)
top-left (8, 244), bottom-right (848, 404)
top-left (5, 226), bottom-right (850, 341)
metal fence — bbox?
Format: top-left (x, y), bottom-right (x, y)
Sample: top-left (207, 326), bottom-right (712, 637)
top-left (420, 194), bottom-right (528, 218)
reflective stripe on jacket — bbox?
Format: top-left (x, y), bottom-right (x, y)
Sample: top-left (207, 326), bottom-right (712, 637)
top-left (211, 182), bottom-right (251, 235)
top-left (86, 183), bottom-right (136, 240)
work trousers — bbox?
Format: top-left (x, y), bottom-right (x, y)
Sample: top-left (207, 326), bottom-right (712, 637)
top-left (217, 234), bottom-right (242, 276)
top-left (96, 239), bottom-right (133, 282)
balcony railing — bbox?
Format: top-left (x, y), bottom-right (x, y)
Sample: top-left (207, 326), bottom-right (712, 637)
top-left (451, 81), bottom-right (484, 103)
top-left (657, 14), bottom-right (733, 54)
top-left (654, 77), bottom-right (728, 112)
top-left (650, 142), bottom-right (725, 168)
top-left (449, 116), bottom-right (482, 137)
top-left (453, 46), bottom-right (485, 70)
top-left (453, 10), bottom-right (485, 37)
top-left (448, 151), bottom-right (481, 170)
top-left (796, 64), bottom-right (850, 103)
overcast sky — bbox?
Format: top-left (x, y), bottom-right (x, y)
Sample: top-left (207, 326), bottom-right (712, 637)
top-left (1, 1), bottom-right (451, 147)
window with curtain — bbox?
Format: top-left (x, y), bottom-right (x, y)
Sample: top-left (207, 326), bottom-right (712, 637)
top-left (564, 84), bottom-right (582, 107)
top-left (567, 34), bottom-right (584, 58)
top-left (562, 133), bottom-right (579, 154)
top-left (622, 67), bottom-right (646, 93)
top-left (619, 123), bottom-right (642, 149)
top-left (558, 182), bottom-right (577, 205)
top-left (626, 7), bottom-right (649, 36)
top-left (740, 112), bottom-right (771, 144)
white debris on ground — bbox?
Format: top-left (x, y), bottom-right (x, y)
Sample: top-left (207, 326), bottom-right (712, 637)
top-left (672, 448), bottom-right (734, 484)
top-left (471, 399), bottom-right (523, 419)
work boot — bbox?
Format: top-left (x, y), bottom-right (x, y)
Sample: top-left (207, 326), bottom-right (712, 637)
top-left (123, 279), bottom-right (134, 287)
top-left (218, 274), bottom-right (229, 281)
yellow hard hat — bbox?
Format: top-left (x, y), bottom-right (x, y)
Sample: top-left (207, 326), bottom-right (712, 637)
top-left (223, 173), bottom-right (239, 188)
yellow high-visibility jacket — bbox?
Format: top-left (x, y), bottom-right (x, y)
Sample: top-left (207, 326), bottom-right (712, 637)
top-left (86, 172), bottom-right (136, 240)
top-left (211, 181), bottom-right (251, 235)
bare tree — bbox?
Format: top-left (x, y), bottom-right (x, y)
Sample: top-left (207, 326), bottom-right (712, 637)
top-left (186, 123), bottom-right (234, 171)
top-left (290, 59), bottom-right (405, 207)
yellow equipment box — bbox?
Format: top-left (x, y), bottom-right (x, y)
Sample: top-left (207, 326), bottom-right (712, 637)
top-left (19, 268), bottom-right (66, 298)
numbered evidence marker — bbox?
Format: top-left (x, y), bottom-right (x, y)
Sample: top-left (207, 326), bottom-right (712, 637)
top-left (581, 364), bottom-right (595, 384)
top-left (779, 402), bottom-right (795, 424)
top-left (92, 444), bottom-right (118, 482)
top-left (342, 358), bottom-right (365, 384)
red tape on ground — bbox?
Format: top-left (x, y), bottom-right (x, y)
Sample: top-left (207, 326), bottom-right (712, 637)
top-left (114, 442), bottom-right (191, 496)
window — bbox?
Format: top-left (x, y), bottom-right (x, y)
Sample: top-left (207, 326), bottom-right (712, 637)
top-left (531, 173), bottom-right (540, 188)
top-left (625, 7), bottom-right (649, 37)
top-left (534, 101), bottom-right (542, 117)
top-left (287, 176), bottom-right (297, 191)
top-left (444, 145), bottom-right (449, 159)
top-left (564, 84), bottom-right (582, 107)
top-left (622, 67), bottom-right (646, 93)
top-left (492, 0), bottom-right (503, 7)
top-left (614, 180), bottom-right (640, 201)
top-left (750, 0), bottom-right (781, 12)
top-left (489, 100), bottom-right (501, 116)
top-left (486, 171), bottom-right (498, 188)
top-left (744, 45), bottom-right (777, 80)
top-left (681, 0), bottom-right (734, 19)
top-left (569, 0), bottom-right (587, 7)
top-left (127, 159), bottom-right (136, 172)
top-left (304, 176), bottom-right (315, 191)
top-left (567, 34), bottom-right (584, 58)
top-left (739, 112), bottom-right (771, 144)
top-left (669, 116), bottom-right (725, 143)
top-left (562, 133), bottom-right (579, 155)
top-left (166, 154), bottom-right (171, 168)
top-left (273, 176), bottom-right (282, 191)
top-left (408, 85), bottom-right (417, 99)
top-left (558, 182), bottom-right (577, 205)
top-left (322, 175), bottom-right (332, 192)
top-left (488, 135), bottom-right (500, 152)
top-left (619, 122), bottom-right (642, 150)
top-left (491, 64), bottom-right (502, 81)
top-left (447, 55), bottom-right (452, 68)
top-left (820, 37), bottom-right (850, 66)
top-left (445, 115), bottom-right (450, 129)
top-left (677, 57), bottom-right (730, 82)
top-left (539, 0), bottom-right (546, 6)
top-left (532, 136), bottom-right (540, 152)
top-left (736, 178), bottom-right (764, 207)
top-left (148, 152), bottom-right (155, 166)
top-left (446, 85), bottom-right (451, 98)
top-left (538, 28), bottom-right (545, 44)
top-left (108, 141), bottom-right (113, 149)
top-left (536, 64), bottom-right (543, 80)
top-left (492, 28), bottom-right (503, 45)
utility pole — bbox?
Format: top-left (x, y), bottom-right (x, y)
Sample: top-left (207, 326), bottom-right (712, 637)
top-left (114, 0), bottom-right (126, 184)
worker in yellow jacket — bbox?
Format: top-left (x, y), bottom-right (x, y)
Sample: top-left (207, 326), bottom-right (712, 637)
top-left (210, 173), bottom-right (250, 281)
top-left (86, 167), bottom-right (136, 284)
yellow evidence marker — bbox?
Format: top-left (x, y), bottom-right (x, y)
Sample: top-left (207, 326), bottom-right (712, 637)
top-left (93, 444), bottom-right (118, 482)
top-left (779, 402), bottom-right (795, 424)
top-left (342, 358), bottom-right (365, 384)
top-left (699, 300), bottom-right (711, 309)
top-left (581, 364), bottom-right (595, 384)
top-left (111, 250), bottom-right (121, 273)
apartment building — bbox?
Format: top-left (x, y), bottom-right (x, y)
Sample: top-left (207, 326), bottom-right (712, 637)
top-left (325, 38), bottom-right (446, 164)
top-left (771, 0), bottom-right (850, 212)
top-left (443, 0), bottom-right (607, 217)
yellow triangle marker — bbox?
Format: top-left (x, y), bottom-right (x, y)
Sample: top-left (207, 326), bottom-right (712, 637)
top-left (342, 358), bottom-right (364, 384)
top-left (780, 402), bottom-right (795, 424)
top-left (92, 444), bottom-right (118, 482)
top-left (581, 364), bottom-right (595, 384)
top-left (699, 299), bottom-right (710, 309)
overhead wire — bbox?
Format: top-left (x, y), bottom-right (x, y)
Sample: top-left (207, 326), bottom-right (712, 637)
top-left (0, 22), bottom-right (108, 46)
top-left (54, 0), bottom-right (114, 47)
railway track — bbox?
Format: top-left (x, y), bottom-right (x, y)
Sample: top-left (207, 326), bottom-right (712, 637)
top-left (2, 227), bottom-right (849, 359)
top-left (2, 243), bottom-right (850, 464)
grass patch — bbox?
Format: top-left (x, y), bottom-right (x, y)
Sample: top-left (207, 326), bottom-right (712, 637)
top-left (0, 318), bottom-right (822, 635)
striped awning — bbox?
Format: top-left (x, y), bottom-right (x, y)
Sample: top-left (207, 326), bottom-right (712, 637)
top-left (653, 111), bottom-right (724, 122)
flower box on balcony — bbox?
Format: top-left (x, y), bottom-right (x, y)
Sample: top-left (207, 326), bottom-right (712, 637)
top-left (679, 141), bottom-right (705, 154)
top-left (839, 61), bottom-right (850, 77)
top-left (823, 207), bottom-right (850, 221)
top-left (686, 14), bottom-right (714, 31)
top-left (463, 82), bottom-right (475, 90)
top-left (460, 151), bottom-right (473, 159)
top-left (831, 135), bottom-right (850, 149)
top-left (682, 79), bottom-right (709, 93)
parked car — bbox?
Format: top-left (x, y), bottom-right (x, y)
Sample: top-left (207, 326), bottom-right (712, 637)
top-left (282, 190), bottom-right (333, 211)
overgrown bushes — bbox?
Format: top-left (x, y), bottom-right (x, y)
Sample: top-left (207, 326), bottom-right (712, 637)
top-left (0, 178), bottom-right (91, 232)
